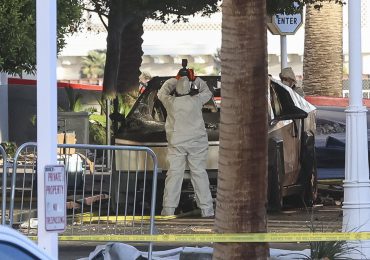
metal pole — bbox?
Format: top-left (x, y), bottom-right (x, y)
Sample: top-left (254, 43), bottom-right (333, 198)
top-left (106, 99), bottom-right (111, 145)
top-left (280, 35), bottom-right (288, 69)
top-left (0, 146), bottom-right (7, 225)
top-left (0, 73), bottom-right (8, 142)
top-left (113, 97), bottom-right (119, 136)
top-left (36, 0), bottom-right (58, 258)
top-left (106, 99), bottom-right (111, 166)
top-left (343, 0), bottom-right (370, 258)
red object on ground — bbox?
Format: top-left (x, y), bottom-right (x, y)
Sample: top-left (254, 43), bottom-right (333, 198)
top-left (8, 78), bottom-right (103, 91)
top-left (305, 96), bottom-right (370, 108)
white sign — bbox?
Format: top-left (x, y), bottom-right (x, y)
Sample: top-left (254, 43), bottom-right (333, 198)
top-left (267, 2), bottom-right (303, 36)
top-left (44, 165), bottom-right (66, 232)
top-left (273, 12), bottom-right (303, 34)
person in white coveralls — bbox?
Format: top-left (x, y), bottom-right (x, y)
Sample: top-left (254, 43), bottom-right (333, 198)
top-left (157, 62), bottom-right (214, 218)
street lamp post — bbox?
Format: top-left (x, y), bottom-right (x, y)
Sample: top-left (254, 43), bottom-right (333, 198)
top-left (343, 0), bottom-right (370, 257)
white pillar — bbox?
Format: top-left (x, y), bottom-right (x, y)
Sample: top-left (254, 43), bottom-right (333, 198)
top-left (280, 35), bottom-right (288, 69)
top-left (0, 73), bottom-right (8, 143)
top-left (342, 0), bottom-right (370, 258)
top-left (36, 0), bottom-right (58, 258)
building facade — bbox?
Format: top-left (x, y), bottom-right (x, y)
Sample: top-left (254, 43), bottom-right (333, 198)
top-left (58, 2), bottom-right (370, 82)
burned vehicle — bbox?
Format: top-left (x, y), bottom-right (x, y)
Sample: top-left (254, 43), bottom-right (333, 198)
top-left (114, 76), bottom-right (317, 212)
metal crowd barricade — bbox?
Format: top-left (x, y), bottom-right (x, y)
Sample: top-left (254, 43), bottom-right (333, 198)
top-left (0, 145), bottom-right (7, 225)
top-left (9, 142), bottom-right (158, 258)
top-left (9, 142), bottom-right (37, 230)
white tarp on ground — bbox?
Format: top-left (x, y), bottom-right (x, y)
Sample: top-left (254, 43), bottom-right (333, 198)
top-left (78, 243), bottom-right (310, 260)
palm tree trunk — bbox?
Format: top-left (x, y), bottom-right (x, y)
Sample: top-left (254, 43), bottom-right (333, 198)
top-left (213, 0), bottom-right (269, 259)
top-left (303, 1), bottom-right (343, 97)
top-left (116, 17), bottom-right (145, 93)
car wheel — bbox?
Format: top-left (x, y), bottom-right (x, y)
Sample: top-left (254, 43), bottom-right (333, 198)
top-left (268, 139), bottom-right (285, 212)
top-left (301, 131), bottom-right (318, 207)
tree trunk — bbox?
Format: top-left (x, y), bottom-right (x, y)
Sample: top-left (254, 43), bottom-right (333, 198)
top-left (213, 0), bottom-right (269, 259)
top-left (103, 0), bottom-right (134, 97)
top-left (303, 1), bottom-right (343, 97)
top-left (116, 17), bottom-right (145, 93)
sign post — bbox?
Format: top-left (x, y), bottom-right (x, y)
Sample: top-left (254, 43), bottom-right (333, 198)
top-left (267, 8), bottom-right (303, 70)
top-left (280, 36), bottom-right (288, 69)
top-left (36, 0), bottom-right (58, 258)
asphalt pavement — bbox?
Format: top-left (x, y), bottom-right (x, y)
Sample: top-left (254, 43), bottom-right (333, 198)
top-left (58, 205), bottom-right (342, 260)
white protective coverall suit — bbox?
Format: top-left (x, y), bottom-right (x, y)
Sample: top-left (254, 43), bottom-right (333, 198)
top-left (157, 76), bottom-right (214, 217)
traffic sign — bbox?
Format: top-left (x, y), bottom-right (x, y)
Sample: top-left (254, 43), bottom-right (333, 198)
top-left (267, 11), bottom-right (303, 35)
top-left (44, 165), bottom-right (66, 232)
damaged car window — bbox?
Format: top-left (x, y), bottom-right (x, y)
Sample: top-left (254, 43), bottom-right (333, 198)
top-left (126, 90), bottom-right (165, 131)
top-left (127, 87), bottom-right (219, 133)
top-left (269, 80), bottom-right (309, 121)
top-left (270, 84), bottom-right (284, 117)
top-left (132, 91), bottom-right (157, 120)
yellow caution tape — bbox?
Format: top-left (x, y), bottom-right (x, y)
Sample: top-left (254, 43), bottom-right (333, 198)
top-left (74, 215), bottom-right (177, 223)
top-left (73, 211), bottom-right (201, 223)
top-left (28, 232), bottom-right (370, 243)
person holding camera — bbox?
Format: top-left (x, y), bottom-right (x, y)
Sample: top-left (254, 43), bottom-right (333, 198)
top-left (157, 62), bottom-right (214, 218)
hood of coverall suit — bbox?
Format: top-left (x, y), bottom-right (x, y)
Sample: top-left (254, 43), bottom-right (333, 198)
top-left (279, 67), bottom-right (297, 87)
top-left (175, 76), bottom-right (191, 95)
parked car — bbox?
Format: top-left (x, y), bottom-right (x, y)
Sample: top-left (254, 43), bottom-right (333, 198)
top-left (0, 225), bottom-right (54, 260)
top-left (315, 105), bottom-right (370, 179)
top-left (114, 76), bottom-right (317, 212)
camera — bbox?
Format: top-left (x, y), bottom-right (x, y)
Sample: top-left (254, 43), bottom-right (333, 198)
top-left (178, 59), bottom-right (189, 77)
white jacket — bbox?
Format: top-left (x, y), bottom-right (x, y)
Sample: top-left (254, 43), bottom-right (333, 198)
top-left (157, 77), bottom-right (212, 146)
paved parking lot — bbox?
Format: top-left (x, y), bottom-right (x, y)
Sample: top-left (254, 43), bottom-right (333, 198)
top-left (58, 205), bottom-right (342, 259)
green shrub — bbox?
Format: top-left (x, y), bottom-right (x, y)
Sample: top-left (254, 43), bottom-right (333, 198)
top-left (0, 142), bottom-right (17, 157)
top-left (89, 114), bottom-right (107, 145)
